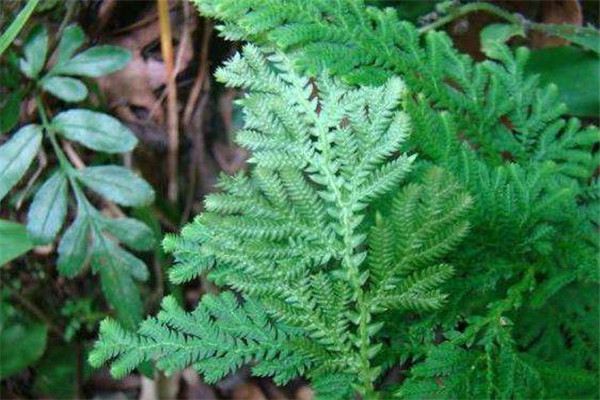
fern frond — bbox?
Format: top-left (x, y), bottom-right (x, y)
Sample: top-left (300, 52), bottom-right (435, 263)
top-left (92, 46), bottom-right (423, 395)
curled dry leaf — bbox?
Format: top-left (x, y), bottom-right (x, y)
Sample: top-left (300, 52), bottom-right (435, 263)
top-left (97, 5), bottom-right (196, 130)
top-left (531, 0), bottom-right (583, 48)
top-left (232, 383), bottom-right (267, 400)
top-left (295, 386), bottom-right (315, 400)
top-left (182, 368), bottom-right (217, 400)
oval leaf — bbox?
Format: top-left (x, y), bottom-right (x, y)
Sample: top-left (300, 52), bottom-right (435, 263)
top-left (55, 24), bottom-right (85, 65)
top-left (100, 216), bottom-right (155, 251)
top-left (0, 124), bottom-right (43, 201)
top-left (57, 215), bottom-right (90, 277)
top-left (0, 219), bottom-right (34, 266)
top-left (77, 165), bottom-right (154, 207)
top-left (51, 45), bottom-right (131, 77)
top-left (19, 25), bottom-right (48, 78)
top-left (51, 109), bottom-right (137, 153)
top-left (27, 171), bottom-right (68, 244)
top-left (41, 76), bottom-right (88, 102)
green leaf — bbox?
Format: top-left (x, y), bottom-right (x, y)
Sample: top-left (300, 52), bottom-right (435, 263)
top-left (480, 23), bottom-right (524, 58)
top-left (93, 236), bottom-right (144, 330)
top-left (26, 170), bottom-right (68, 244)
top-left (0, 124), bottom-right (43, 201)
top-left (0, 219), bottom-right (34, 266)
top-left (19, 25), bottom-right (48, 78)
top-left (33, 344), bottom-right (89, 398)
top-left (51, 46), bottom-right (131, 77)
top-left (0, 90), bottom-right (22, 134)
top-left (525, 46), bottom-right (600, 117)
top-left (98, 238), bottom-right (149, 282)
top-left (41, 76), bottom-right (88, 102)
top-left (55, 24), bottom-right (85, 65)
top-left (0, 0), bottom-right (41, 57)
top-left (51, 109), bottom-right (137, 153)
top-left (100, 216), bottom-right (155, 251)
top-left (57, 214), bottom-right (90, 277)
top-left (0, 301), bottom-right (48, 379)
top-left (533, 23), bottom-right (600, 55)
top-left (77, 165), bottom-right (154, 207)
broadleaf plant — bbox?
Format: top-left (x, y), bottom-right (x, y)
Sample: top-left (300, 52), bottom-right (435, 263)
top-left (0, 24), bottom-right (155, 329)
top-left (91, 1), bottom-right (599, 398)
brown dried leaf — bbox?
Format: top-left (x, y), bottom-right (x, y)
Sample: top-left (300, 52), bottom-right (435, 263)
top-left (97, 6), bottom-right (196, 127)
top-left (295, 386), bottom-right (315, 400)
top-left (232, 383), bottom-right (267, 400)
top-left (531, 0), bottom-right (583, 48)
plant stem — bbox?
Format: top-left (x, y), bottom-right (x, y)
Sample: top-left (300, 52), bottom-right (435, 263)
top-left (34, 95), bottom-right (101, 238)
top-left (157, 0), bottom-right (180, 203)
top-left (419, 2), bottom-right (522, 34)
top-left (307, 110), bottom-right (378, 398)
top-left (34, 95), bottom-right (74, 176)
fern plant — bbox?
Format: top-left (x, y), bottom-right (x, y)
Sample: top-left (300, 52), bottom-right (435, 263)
top-left (90, 45), bottom-right (473, 398)
top-left (1, 24), bottom-right (155, 329)
top-left (190, 1), bottom-right (599, 397)
top-left (92, 1), bottom-right (598, 398)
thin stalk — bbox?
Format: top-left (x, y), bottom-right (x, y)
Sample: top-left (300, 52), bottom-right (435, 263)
top-left (157, 0), bottom-right (180, 202)
top-left (34, 95), bottom-right (101, 239)
top-left (34, 96), bottom-right (74, 176)
top-left (306, 105), bottom-right (378, 398)
top-left (0, 0), bottom-right (41, 56)
top-left (419, 2), bottom-right (521, 34)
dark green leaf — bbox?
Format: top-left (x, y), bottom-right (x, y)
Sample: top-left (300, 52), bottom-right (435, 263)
top-left (55, 24), bottom-right (85, 65)
top-left (27, 170), bottom-right (68, 244)
top-left (41, 76), bottom-right (88, 102)
top-left (100, 216), bottom-right (155, 251)
top-left (533, 24), bottom-right (600, 55)
top-left (51, 46), bottom-right (131, 77)
top-left (95, 238), bottom-right (149, 282)
top-left (52, 109), bottom-right (137, 153)
top-left (77, 165), bottom-right (154, 207)
top-left (0, 90), bottom-right (22, 134)
top-left (33, 344), bottom-right (88, 398)
top-left (57, 214), bottom-right (90, 277)
top-left (525, 46), bottom-right (600, 117)
top-left (0, 301), bottom-right (48, 379)
top-left (93, 236), bottom-right (144, 330)
top-left (19, 25), bottom-right (48, 78)
top-left (0, 124), bottom-right (43, 201)
top-left (0, 219), bottom-right (34, 266)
